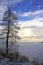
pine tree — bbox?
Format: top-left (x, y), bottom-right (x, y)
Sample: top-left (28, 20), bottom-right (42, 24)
top-left (2, 8), bottom-right (20, 56)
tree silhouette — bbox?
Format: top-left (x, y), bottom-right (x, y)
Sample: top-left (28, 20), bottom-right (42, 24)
top-left (2, 8), bottom-right (20, 56)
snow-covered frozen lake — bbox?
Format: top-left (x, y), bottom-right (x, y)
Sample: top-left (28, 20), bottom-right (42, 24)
top-left (0, 41), bottom-right (43, 61)
top-left (18, 42), bottom-right (43, 61)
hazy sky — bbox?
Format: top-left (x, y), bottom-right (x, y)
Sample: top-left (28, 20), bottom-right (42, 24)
top-left (0, 0), bottom-right (43, 42)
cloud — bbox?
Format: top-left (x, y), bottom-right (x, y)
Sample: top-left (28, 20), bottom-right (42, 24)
top-left (19, 17), bottom-right (43, 28)
top-left (0, 6), bottom-right (7, 24)
top-left (0, 6), bottom-right (7, 19)
top-left (18, 9), bottom-right (43, 38)
top-left (19, 17), bottom-right (43, 38)
top-left (19, 9), bottom-right (43, 19)
top-left (0, 0), bottom-right (23, 6)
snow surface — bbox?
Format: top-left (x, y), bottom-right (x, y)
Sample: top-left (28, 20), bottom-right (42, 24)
top-left (0, 55), bottom-right (29, 65)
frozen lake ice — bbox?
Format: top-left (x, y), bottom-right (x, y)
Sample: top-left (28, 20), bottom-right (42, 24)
top-left (0, 41), bottom-right (43, 61)
top-left (18, 42), bottom-right (43, 61)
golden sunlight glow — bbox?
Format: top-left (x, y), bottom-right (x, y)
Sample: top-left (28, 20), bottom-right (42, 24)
top-left (18, 28), bottom-right (43, 42)
top-left (22, 28), bottom-right (31, 37)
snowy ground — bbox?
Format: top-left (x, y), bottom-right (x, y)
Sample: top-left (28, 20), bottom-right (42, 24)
top-left (0, 55), bottom-right (30, 65)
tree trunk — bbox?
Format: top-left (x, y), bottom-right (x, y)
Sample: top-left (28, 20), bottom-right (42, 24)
top-left (6, 8), bottom-right (10, 56)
